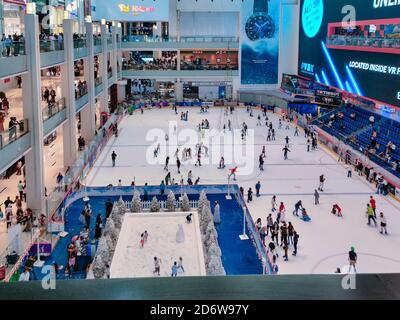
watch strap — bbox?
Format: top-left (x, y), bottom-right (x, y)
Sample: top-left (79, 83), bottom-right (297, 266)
top-left (254, 0), bottom-right (269, 13)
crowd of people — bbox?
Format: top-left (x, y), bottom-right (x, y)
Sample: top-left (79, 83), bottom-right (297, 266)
top-left (122, 51), bottom-right (177, 71)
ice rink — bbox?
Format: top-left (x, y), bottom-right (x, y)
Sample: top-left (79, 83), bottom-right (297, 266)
top-left (88, 107), bottom-right (400, 275)
top-left (110, 212), bottom-right (206, 278)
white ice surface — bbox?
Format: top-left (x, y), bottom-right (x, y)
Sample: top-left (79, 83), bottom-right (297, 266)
top-left (88, 107), bottom-right (400, 275)
top-left (110, 212), bottom-right (206, 278)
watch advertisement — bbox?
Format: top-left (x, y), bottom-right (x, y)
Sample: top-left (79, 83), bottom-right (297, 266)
top-left (240, 0), bottom-right (280, 85)
top-left (298, 0), bottom-right (400, 107)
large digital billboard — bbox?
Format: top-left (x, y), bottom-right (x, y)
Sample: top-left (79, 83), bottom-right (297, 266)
top-left (91, 0), bottom-right (169, 22)
top-left (240, 0), bottom-right (280, 85)
top-left (298, 0), bottom-right (400, 107)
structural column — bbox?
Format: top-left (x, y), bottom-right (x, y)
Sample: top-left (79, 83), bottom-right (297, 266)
top-left (175, 79), bottom-right (183, 101)
top-left (100, 22), bottom-right (109, 113)
top-left (117, 25), bottom-right (123, 77)
top-left (111, 21), bottom-right (118, 80)
top-left (22, 14), bottom-right (45, 216)
top-left (81, 21), bottom-right (96, 141)
top-left (62, 19), bottom-right (78, 167)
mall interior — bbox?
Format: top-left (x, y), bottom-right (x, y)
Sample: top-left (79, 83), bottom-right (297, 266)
top-left (0, 0), bottom-right (400, 299)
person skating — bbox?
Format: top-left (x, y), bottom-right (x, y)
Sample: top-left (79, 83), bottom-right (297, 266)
top-left (292, 231), bottom-right (299, 256)
top-left (331, 204), bottom-right (343, 217)
top-left (314, 189), bottom-right (320, 205)
top-left (176, 158), bottom-right (181, 174)
top-left (111, 151), bottom-right (117, 167)
top-left (294, 127), bottom-right (299, 136)
top-left (255, 181), bottom-right (261, 197)
top-left (280, 222), bottom-right (288, 247)
top-left (282, 146), bottom-right (291, 160)
top-left (195, 153), bottom-right (201, 166)
top-left (379, 212), bottom-right (387, 235)
top-left (229, 166), bottom-right (238, 181)
top-left (287, 222), bottom-right (294, 245)
top-left (165, 172), bottom-right (171, 185)
top-left (247, 188), bottom-right (253, 203)
top-left (153, 257), bottom-right (161, 276)
top-left (219, 156), bottom-right (225, 169)
top-left (278, 202), bottom-right (286, 223)
top-left (271, 221), bottom-right (279, 245)
top-left (268, 241), bottom-right (278, 258)
top-left (348, 247), bottom-right (357, 273)
top-left (259, 154), bottom-right (264, 171)
top-left (285, 136), bottom-right (290, 145)
top-left (366, 203), bottom-right (377, 226)
top-left (369, 196), bottom-right (377, 217)
top-left (266, 214), bottom-right (274, 236)
top-left (293, 200), bottom-right (303, 216)
top-left (171, 261), bottom-right (178, 277)
top-left (164, 156), bottom-right (170, 171)
top-left (271, 195), bottom-right (277, 212)
top-left (318, 174), bottom-right (326, 191)
top-left (307, 138), bottom-right (311, 152)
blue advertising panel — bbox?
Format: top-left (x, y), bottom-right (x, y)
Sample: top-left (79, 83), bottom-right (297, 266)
top-left (240, 0), bottom-right (280, 85)
top-left (91, 0), bottom-right (169, 22)
top-left (298, 0), bottom-right (400, 107)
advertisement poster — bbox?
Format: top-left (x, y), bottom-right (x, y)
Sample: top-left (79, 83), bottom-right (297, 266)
top-left (91, 0), bottom-right (169, 22)
top-left (240, 0), bottom-right (280, 85)
top-left (298, 0), bottom-right (400, 107)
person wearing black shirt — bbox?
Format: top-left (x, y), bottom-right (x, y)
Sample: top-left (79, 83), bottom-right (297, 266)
top-left (348, 247), bottom-right (357, 273)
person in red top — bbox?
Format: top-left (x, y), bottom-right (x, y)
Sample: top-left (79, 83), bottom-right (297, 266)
top-left (229, 166), bottom-right (238, 181)
top-left (333, 204), bottom-right (342, 217)
top-left (369, 196), bottom-right (377, 217)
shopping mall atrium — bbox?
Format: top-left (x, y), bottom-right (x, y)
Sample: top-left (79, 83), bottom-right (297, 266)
top-left (0, 0), bottom-right (400, 300)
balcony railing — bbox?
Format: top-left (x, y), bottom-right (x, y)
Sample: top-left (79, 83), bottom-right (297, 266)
top-left (0, 41), bottom-right (26, 57)
top-left (0, 119), bottom-right (29, 150)
top-left (95, 76), bottom-right (103, 87)
top-left (180, 63), bottom-right (238, 71)
top-left (107, 35), bottom-right (113, 45)
top-left (108, 71), bottom-right (112, 79)
top-left (75, 86), bottom-right (88, 100)
top-left (326, 35), bottom-right (400, 50)
top-left (73, 37), bottom-right (87, 49)
top-left (42, 98), bottom-right (66, 121)
top-left (94, 36), bottom-right (102, 46)
top-left (40, 39), bottom-right (64, 53)
top-left (122, 63), bottom-right (177, 71)
top-left (122, 35), bottom-right (239, 43)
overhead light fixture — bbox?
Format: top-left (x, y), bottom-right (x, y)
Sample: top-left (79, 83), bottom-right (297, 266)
top-left (118, 23), bottom-right (122, 28)
top-left (101, 18), bottom-right (106, 25)
top-left (26, 2), bottom-right (36, 14)
top-left (85, 15), bottom-right (92, 23)
top-left (112, 21), bottom-right (116, 27)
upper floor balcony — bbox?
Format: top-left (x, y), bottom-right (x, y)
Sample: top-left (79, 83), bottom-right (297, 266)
top-left (0, 42), bottom-right (27, 79)
top-left (121, 36), bottom-right (239, 50)
top-left (0, 119), bottom-right (31, 173)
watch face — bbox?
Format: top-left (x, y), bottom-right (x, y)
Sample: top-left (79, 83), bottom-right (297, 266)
top-left (245, 13), bottom-right (275, 41)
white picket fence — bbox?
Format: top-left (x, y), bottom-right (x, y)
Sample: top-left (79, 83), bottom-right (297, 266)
top-left (118, 200), bottom-right (199, 211)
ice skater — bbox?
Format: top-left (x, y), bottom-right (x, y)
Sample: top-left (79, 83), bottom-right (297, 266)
top-left (176, 158), bottom-right (181, 174)
top-left (171, 261), bottom-right (178, 277)
top-left (282, 146), bottom-right (291, 160)
top-left (229, 166), bottom-right (238, 181)
top-left (111, 151), bottom-right (117, 167)
top-left (153, 257), bottom-right (161, 276)
top-left (366, 203), bottom-right (377, 226)
top-left (318, 174), bottom-right (326, 192)
top-left (178, 257), bottom-right (185, 274)
top-left (186, 213), bottom-right (193, 223)
top-left (271, 195), bottom-right (277, 212)
top-left (219, 156), bottom-right (225, 169)
top-left (314, 189), bottom-right (320, 205)
top-left (348, 247), bottom-right (357, 273)
top-left (379, 212), bottom-right (387, 235)
top-left (331, 204), bottom-right (342, 217)
top-left (293, 200), bottom-right (303, 216)
top-left (164, 156), bottom-right (170, 171)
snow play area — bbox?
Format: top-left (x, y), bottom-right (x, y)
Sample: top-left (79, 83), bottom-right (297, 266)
top-left (110, 212), bottom-right (206, 278)
top-left (87, 107), bottom-right (400, 275)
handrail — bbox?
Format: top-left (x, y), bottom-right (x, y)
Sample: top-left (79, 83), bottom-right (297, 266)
top-left (0, 119), bottom-right (29, 150)
top-left (42, 97), bottom-right (66, 121)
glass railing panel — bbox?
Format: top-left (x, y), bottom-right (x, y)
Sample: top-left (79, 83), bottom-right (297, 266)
top-left (39, 39), bottom-right (64, 53)
top-left (73, 37), bottom-right (87, 49)
top-left (42, 97), bottom-right (66, 121)
top-left (0, 119), bottom-right (29, 150)
top-left (75, 86), bottom-right (88, 100)
top-left (0, 41), bottom-right (26, 57)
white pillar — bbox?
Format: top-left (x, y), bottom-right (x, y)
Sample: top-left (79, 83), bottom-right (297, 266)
top-left (22, 14), bottom-right (45, 216)
top-left (111, 22), bottom-right (118, 79)
top-left (81, 21), bottom-right (96, 141)
top-left (117, 26), bottom-right (123, 76)
top-left (62, 19), bottom-right (78, 166)
top-left (100, 23), bottom-right (109, 113)
top-left (117, 79), bottom-right (127, 102)
top-left (175, 79), bottom-right (183, 101)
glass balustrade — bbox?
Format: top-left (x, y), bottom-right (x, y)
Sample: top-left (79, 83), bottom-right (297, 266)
top-left (0, 41), bottom-right (26, 57)
top-left (42, 98), bottom-right (66, 121)
top-left (39, 39), bottom-right (64, 53)
top-left (0, 119), bottom-right (29, 150)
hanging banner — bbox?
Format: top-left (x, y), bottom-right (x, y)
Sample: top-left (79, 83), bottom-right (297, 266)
top-left (240, 0), bottom-right (280, 85)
